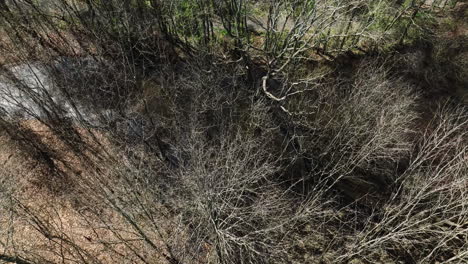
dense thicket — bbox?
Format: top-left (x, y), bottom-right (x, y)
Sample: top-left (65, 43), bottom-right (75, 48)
top-left (0, 1), bottom-right (466, 263)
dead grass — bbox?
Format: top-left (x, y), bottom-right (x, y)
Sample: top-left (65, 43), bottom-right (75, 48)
top-left (0, 121), bottom-right (179, 264)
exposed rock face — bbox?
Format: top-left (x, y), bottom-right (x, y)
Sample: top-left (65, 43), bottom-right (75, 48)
top-left (0, 57), bottom-right (163, 150)
top-left (0, 57), bottom-right (118, 126)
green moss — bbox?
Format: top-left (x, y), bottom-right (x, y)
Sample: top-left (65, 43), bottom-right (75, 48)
top-left (440, 17), bottom-right (458, 32)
